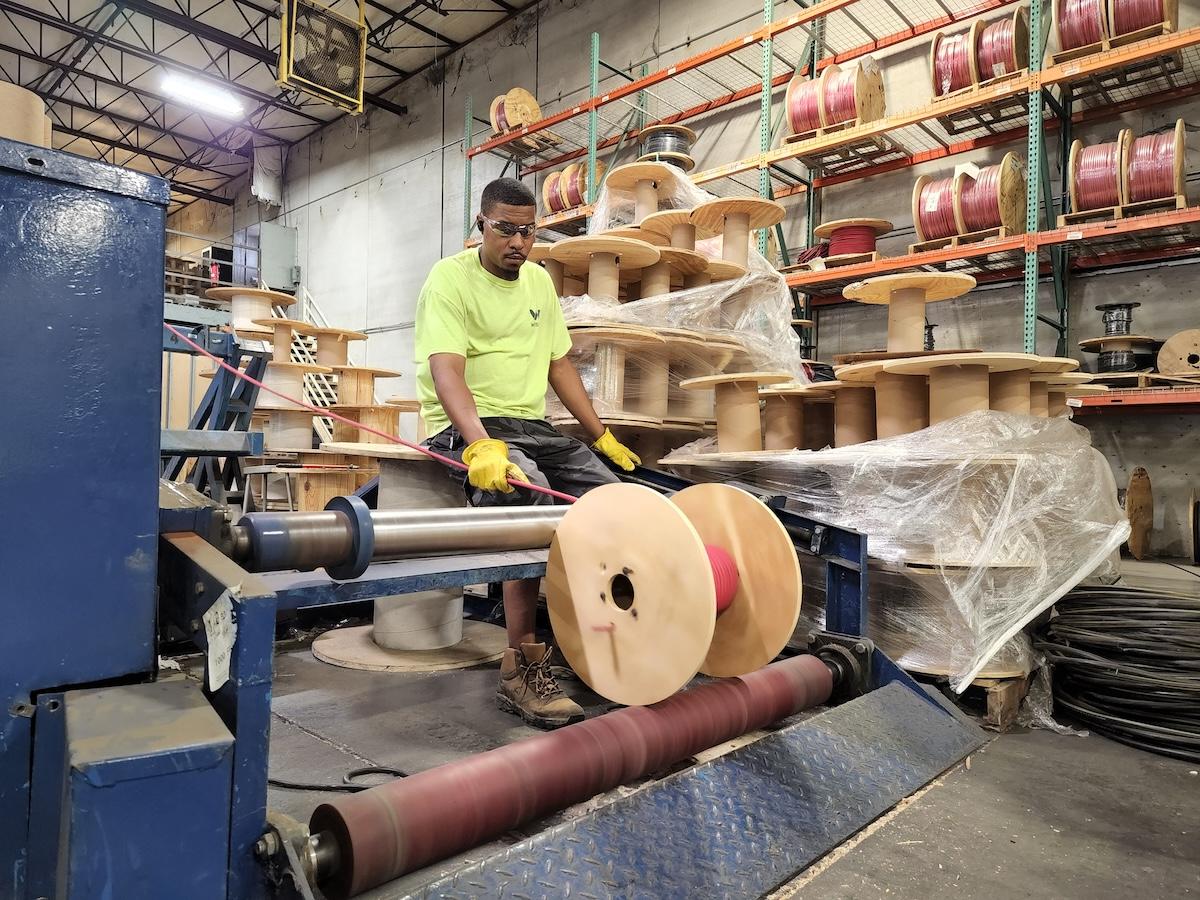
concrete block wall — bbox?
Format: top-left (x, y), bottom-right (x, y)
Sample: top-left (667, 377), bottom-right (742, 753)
top-left (168, 0), bottom-right (1200, 554)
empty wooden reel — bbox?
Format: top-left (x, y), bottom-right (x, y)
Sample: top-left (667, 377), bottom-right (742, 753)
top-left (1157, 329), bottom-right (1200, 375)
top-left (307, 326), bottom-right (368, 367)
top-left (546, 482), bottom-right (802, 706)
top-left (205, 286), bottom-right (296, 334)
top-left (843, 272), bottom-right (976, 353)
top-left (690, 198), bottom-right (786, 269)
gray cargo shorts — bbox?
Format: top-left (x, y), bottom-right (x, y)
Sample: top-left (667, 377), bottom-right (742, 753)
top-left (423, 417), bottom-right (620, 507)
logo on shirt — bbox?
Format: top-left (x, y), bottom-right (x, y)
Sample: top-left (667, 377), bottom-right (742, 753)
top-left (529, 309), bottom-right (540, 326)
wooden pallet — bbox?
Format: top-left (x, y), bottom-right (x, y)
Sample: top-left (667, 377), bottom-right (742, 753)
top-left (1051, 22), bottom-right (1173, 66)
top-left (908, 226), bottom-right (1011, 255)
top-left (494, 127), bottom-right (564, 157)
top-left (796, 250), bottom-right (880, 271)
top-left (1057, 194), bottom-right (1187, 227)
top-left (972, 675), bottom-right (1031, 731)
top-left (1092, 371), bottom-right (1200, 388)
top-left (784, 116), bottom-right (862, 144)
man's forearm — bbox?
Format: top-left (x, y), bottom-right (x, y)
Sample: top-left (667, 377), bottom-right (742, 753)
top-left (429, 355), bottom-right (490, 444)
top-left (548, 357), bottom-right (605, 442)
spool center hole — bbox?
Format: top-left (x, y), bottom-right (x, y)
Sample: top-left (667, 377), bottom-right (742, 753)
top-left (1188, 354), bottom-right (1199, 365)
top-left (609, 574), bottom-right (635, 611)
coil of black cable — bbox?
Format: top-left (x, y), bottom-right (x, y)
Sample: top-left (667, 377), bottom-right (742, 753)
top-left (1035, 584), bottom-right (1200, 762)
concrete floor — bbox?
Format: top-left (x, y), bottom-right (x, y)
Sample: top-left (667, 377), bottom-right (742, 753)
top-left (265, 640), bottom-right (1200, 899)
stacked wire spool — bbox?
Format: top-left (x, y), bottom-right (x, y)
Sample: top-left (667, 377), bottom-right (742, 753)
top-left (1053, 0), bottom-right (1176, 56)
top-left (637, 123), bottom-right (698, 171)
top-left (930, 8), bottom-right (1029, 98)
top-left (783, 58), bottom-right (886, 140)
top-left (1066, 120), bottom-right (1186, 219)
top-left (1078, 301), bottom-right (1157, 372)
top-left (542, 161), bottom-right (607, 214)
top-left (911, 152), bottom-right (1027, 247)
top-left (487, 87), bottom-right (541, 135)
top-left (1109, 0), bottom-right (1178, 39)
top-left (1037, 583), bottom-right (1199, 763)
top-left (812, 218), bottom-right (892, 265)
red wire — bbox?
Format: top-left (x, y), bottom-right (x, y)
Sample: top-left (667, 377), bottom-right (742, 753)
top-left (1075, 140), bottom-right (1123, 210)
top-left (1127, 130), bottom-right (1177, 202)
top-left (1111, 0), bottom-right (1164, 36)
top-left (958, 164), bottom-right (1003, 232)
top-left (787, 79), bottom-right (823, 135)
top-left (546, 172), bottom-right (564, 213)
top-left (706, 544), bottom-right (740, 615)
top-left (493, 97), bottom-right (510, 132)
top-left (917, 177), bottom-right (960, 239)
top-left (933, 32), bottom-right (974, 96)
top-left (1059, 0), bottom-right (1106, 50)
top-left (977, 17), bottom-right (1016, 80)
top-left (163, 322), bottom-right (579, 505)
top-left (822, 68), bottom-right (859, 125)
top-left (565, 167), bottom-right (583, 207)
top-left (827, 224), bottom-right (878, 256)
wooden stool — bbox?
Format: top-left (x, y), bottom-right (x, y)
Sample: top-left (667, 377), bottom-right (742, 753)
top-left (307, 326), bottom-right (368, 367)
top-left (333, 365), bottom-right (402, 406)
top-left (836, 360), bottom-right (928, 438)
top-left (253, 318), bottom-right (316, 363)
top-left (823, 381), bottom-right (877, 446)
top-left (884, 352), bottom-right (1042, 425)
top-left (205, 286), bottom-right (295, 335)
top-left (547, 482), bottom-right (802, 705)
top-left (690, 197), bottom-right (786, 270)
top-left (548, 236), bottom-right (660, 301)
top-left (842, 272), bottom-right (976, 354)
top-left (680, 371), bottom-right (792, 452)
top-left (603, 161), bottom-right (678, 224)
top-left (758, 385), bottom-right (834, 450)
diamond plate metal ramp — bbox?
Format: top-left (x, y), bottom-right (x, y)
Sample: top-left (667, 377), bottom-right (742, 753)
top-left (404, 682), bottom-right (986, 900)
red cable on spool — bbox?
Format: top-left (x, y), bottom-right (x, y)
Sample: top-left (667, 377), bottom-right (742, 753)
top-left (822, 68), bottom-right (859, 126)
top-left (977, 17), bottom-right (1016, 80)
top-left (492, 96), bottom-right (510, 132)
top-left (787, 79), bottom-right (823, 135)
top-left (545, 171), bottom-right (564, 213)
top-left (1058, 0), bottom-right (1106, 50)
top-left (917, 177), bottom-right (960, 240)
top-left (958, 164), bottom-right (1003, 232)
top-left (1127, 130), bottom-right (1177, 202)
top-left (1075, 140), bottom-right (1123, 210)
top-left (827, 224), bottom-right (879, 257)
top-left (933, 32), bottom-right (974, 95)
top-left (1111, 0), bottom-right (1164, 36)
top-left (705, 544), bottom-right (740, 615)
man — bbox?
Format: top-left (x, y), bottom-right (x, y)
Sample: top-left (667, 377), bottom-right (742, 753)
top-left (415, 177), bottom-right (641, 729)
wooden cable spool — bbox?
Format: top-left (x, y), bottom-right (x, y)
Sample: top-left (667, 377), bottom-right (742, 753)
top-left (930, 21), bottom-right (982, 97)
top-left (690, 197), bottom-right (786, 270)
top-left (884, 352), bottom-right (1043, 425)
top-left (955, 152), bottom-right (1028, 234)
top-left (822, 381), bottom-right (878, 446)
top-left (978, 7), bottom-right (1029, 81)
top-left (835, 361), bottom-right (929, 438)
top-left (843, 272), bottom-right (976, 354)
top-left (637, 123), bottom-right (698, 172)
top-left (205, 286), bottom-right (297, 334)
top-left (332, 364), bottom-right (402, 406)
top-left (784, 61), bottom-right (885, 138)
top-left (812, 217), bottom-right (892, 260)
top-left (1156, 329), bottom-right (1200, 375)
top-left (307, 327), bottom-right (368, 368)
top-left (488, 87), bottom-right (541, 134)
top-left (679, 372), bottom-right (792, 452)
top-left (1108, 0), bottom-right (1177, 37)
top-left (604, 161), bottom-right (677, 224)
top-left (252, 317), bottom-right (316, 363)
top-left (548, 235), bottom-right (660, 300)
top-left (1122, 118), bottom-right (1186, 204)
top-left (1068, 129), bottom-right (1131, 211)
top-left (548, 482), bottom-right (803, 706)
top-left (758, 385), bottom-right (835, 450)
top-left (1053, 0), bottom-right (1110, 52)
top-left (911, 173), bottom-right (966, 241)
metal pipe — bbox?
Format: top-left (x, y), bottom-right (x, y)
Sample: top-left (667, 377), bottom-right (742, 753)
top-left (232, 506), bottom-right (565, 573)
top-left (309, 653), bottom-right (835, 899)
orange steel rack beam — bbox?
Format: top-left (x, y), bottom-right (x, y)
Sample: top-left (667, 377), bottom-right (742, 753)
top-left (1070, 388), bottom-right (1200, 415)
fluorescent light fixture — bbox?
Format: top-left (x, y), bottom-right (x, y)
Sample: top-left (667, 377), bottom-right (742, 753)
top-left (162, 72), bottom-right (244, 119)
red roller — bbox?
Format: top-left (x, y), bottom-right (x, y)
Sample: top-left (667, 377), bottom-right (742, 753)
top-left (310, 653), bottom-right (835, 899)
top-left (958, 164), bottom-right (1003, 232)
top-left (1058, 0), bottom-right (1106, 50)
top-left (705, 543), bottom-right (740, 615)
top-left (977, 17), bottom-right (1016, 79)
top-left (933, 32), bottom-right (974, 95)
top-left (1111, 0), bottom-right (1165, 36)
top-left (822, 68), bottom-right (859, 126)
top-left (1127, 129), bottom-right (1178, 202)
top-left (917, 177), bottom-right (960, 240)
top-left (786, 79), bottom-right (823, 135)
top-left (1074, 140), bottom-right (1123, 210)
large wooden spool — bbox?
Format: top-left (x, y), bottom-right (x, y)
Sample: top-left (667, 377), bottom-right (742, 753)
top-left (488, 87), bottom-right (541, 134)
top-left (1068, 128), bottom-right (1132, 210)
top-left (843, 272), bottom-right (976, 354)
top-left (1120, 118), bottom-right (1186, 205)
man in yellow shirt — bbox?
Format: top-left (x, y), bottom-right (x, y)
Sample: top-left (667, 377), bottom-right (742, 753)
top-left (415, 177), bottom-right (640, 729)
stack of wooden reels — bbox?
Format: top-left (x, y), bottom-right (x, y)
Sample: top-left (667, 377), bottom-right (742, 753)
top-left (910, 152), bottom-right (1027, 252)
top-left (1050, 0), bottom-right (1177, 64)
top-left (1060, 119), bottom-right (1187, 226)
top-left (202, 285), bottom-right (424, 511)
top-left (929, 7), bottom-right (1029, 98)
top-left (542, 161), bottom-right (606, 215)
top-left (0, 82), bottom-right (54, 148)
top-left (782, 58), bottom-right (886, 142)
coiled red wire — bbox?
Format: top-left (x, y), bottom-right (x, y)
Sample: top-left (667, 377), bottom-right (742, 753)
top-left (827, 225), bottom-right (879, 256)
top-left (933, 32), bottom-right (974, 95)
top-left (1127, 130), bottom-right (1178, 202)
top-left (787, 79), bottom-right (823, 135)
top-left (823, 68), bottom-right (859, 125)
top-left (492, 96), bottom-right (510, 132)
top-left (1074, 140), bottom-right (1123, 210)
top-left (977, 17), bottom-right (1016, 79)
top-left (958, 164), bottom-right (1003, 232)
top-left (545, 171), bottom-right (565, 212)
top-left (1058, 0), bottom-right (1106, 50)
top-left (1111, 0), bottom-right (1165, 36)
top-left (917, 177), bottom-right (960, 239)
top-left (706, 544), bottom-right (740, 615)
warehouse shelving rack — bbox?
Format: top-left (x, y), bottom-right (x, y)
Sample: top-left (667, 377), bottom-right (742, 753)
top-left (461, 0), bottom-right (1200, 356)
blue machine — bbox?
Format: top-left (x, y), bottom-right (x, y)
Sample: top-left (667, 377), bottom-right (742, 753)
top-left (0, 134), bottom-right (983, 899)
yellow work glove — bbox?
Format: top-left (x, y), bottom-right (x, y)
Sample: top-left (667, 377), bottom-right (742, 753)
top-left (461, 438), bottom-right (529, 493)
top-left (592, 428), bottom-right (640, 472)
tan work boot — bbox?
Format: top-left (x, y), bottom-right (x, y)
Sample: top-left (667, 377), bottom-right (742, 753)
top-left (497, 642), bottom-right (585, 729)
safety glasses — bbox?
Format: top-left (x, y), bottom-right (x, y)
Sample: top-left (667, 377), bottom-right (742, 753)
top-left (481, 216), bottom-right (537, 238)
